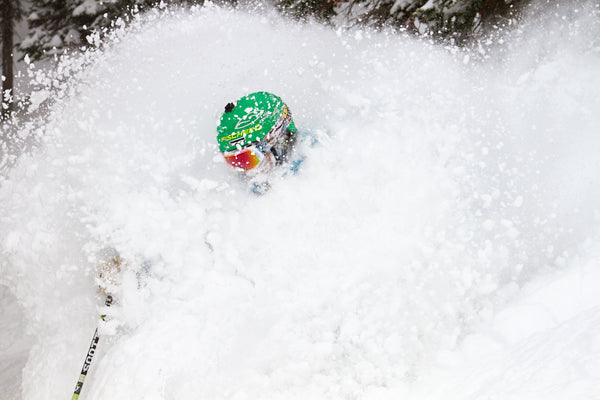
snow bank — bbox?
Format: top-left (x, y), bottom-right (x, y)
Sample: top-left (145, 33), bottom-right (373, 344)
top-left (1, 1), bottom-right (599, 399)
top-left (418, 242), bottom-right (600, 400)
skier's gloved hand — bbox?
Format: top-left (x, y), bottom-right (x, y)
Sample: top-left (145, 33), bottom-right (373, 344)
top-left (97, 253), bottom-right (124, 298)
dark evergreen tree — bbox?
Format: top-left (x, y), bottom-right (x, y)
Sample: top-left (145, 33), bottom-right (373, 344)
top-left (19, 0), bottom-right (208, 61)
top-left (19, 0), bottom-right (151, 61)
top-left (1, 0), bottom-right (22, 119)
top-left (276, 0), bottom-right (339, 23)
top-left (279, 0), bottom-right (528, 43)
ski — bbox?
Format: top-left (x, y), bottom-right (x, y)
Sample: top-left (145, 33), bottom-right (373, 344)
top-left (71, 295), bottom-right (113, 400)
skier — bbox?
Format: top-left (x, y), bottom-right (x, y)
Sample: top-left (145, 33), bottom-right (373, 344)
top-left (216, 91), bottom-right (298, 175)
top-left (97, 93), bottom-right (298, 293)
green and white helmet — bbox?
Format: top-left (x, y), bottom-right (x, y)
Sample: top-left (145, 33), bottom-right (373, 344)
top-left (217, 92), bottom-right (297, 170)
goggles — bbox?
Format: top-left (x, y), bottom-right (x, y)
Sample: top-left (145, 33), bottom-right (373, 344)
top-left (223, 145), bottom-right (266, 170)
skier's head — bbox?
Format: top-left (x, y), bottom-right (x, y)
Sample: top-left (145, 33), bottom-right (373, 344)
top-left (216, 92), bottom-right (296, 172)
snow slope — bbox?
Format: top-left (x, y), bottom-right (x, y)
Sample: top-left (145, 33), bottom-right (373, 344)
top-left (1, 2), bottom-right (600, 399)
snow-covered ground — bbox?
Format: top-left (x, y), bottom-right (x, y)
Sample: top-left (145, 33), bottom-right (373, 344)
top-left (1, 2), bottom-right (600, 399)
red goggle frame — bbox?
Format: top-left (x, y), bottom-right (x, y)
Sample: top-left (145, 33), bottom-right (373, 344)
top-left (223, 146), bottom-right (265, 170)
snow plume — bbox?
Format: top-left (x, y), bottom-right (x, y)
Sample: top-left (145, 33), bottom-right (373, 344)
top-left (1, 2), bottom-right (600, 399)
